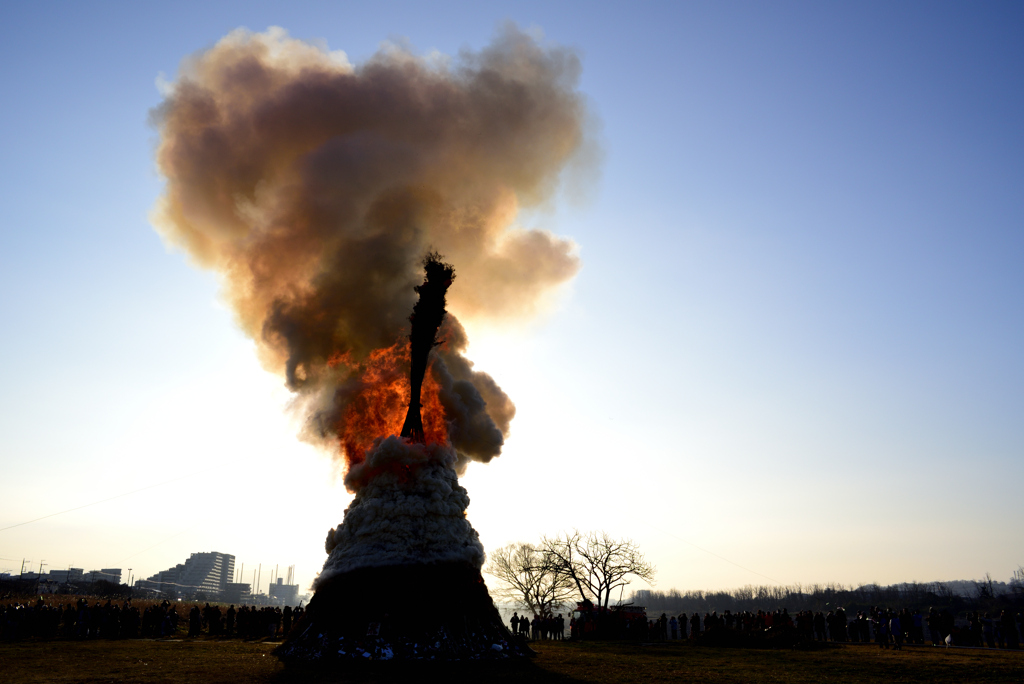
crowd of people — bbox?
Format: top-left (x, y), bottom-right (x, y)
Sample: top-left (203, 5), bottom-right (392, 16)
top-left (509, 611), bottom-right (565, 640)
top-left (0, 597), bottom-right (304, 641)
top-left (575, 606), bottom-right (1023, 649)
top-left (4, 594), bottom-right (1022, 652)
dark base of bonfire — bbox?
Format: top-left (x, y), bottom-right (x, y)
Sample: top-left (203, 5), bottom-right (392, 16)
top-left (275, 561), bottom-right (529, 663)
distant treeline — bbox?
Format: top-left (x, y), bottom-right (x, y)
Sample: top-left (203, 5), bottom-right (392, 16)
top-left (629, 576), bottom-right (1024, 616)
top-left (1, 577), bottom-right (130, 599)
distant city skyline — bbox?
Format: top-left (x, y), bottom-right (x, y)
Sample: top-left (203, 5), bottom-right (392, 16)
top-left (4, 549), bottom-right (304, 605)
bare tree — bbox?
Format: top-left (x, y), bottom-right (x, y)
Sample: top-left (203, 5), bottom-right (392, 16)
top-left (1011, 567), bottom-right (1024, 597)
top-left (541, 530), bottom-right (656, 608)
top-left (974, 573), bottom-right (996, 600)
top-left (484, 542), bottom-right (576, 617)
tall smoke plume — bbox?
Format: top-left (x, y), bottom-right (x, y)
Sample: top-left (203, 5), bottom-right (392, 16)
top-left (151, 25), bottom-right (591, 483)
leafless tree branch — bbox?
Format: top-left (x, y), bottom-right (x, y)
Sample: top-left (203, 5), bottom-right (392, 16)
top-left (541, 530), bottom-right (656, 608)
top-left (484, 542), bottom-right (576, 617)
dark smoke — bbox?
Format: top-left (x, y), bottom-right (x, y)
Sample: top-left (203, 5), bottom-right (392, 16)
top-left (151, 24), bottom-right (591, 476)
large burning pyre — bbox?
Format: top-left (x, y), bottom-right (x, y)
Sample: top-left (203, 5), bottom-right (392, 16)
top-left (277, 254), bottom-right (527, 662)
top-left (151, 25), bottom-right (593, 664)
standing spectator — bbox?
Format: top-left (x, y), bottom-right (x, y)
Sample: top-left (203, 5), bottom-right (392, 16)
top-left (188, 605), bottom-right (201, 638)
top-left (874, 610), bottom-right (888, 648)
top-left (983, 613), bottom-right (996, 648)
top-left (1000, 610), bottom-right (1019, 649)
top-left (813, 612), bottom-right (826, 641)
top-left (890, 612), bottom-right (903, 651)
top-left (282, 605), bottom-right (292, 637)
top-left (834, 607), bottom-right (848, 641)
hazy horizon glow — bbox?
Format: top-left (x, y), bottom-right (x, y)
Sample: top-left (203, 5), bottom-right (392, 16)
top-left (1, 1), bottom-right (1021, 598)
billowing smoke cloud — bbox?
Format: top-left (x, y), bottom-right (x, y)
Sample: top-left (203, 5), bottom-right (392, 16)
top-left (433, 316), bottom-right (516, 469)
top-left (151, 25), bottom-right (591, 480)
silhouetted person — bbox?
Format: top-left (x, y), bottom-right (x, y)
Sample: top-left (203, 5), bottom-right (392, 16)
top-left (188, 606), bottom-right (202, 637)
top-left (1000, 610), bottom-right (1019, 649)
top-left (890, 613), bottom-right (902, 650)
top-left (875, 610), bottom-right (888, 648)
top-left (983, 612), bottom-right (996, 648)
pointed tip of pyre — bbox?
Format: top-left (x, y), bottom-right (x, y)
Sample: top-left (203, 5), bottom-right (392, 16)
top-left (400, 252), bottom-right (455, 443)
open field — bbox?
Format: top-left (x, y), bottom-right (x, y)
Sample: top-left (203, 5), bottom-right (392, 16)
top-left (1, 639), bottom-right (1022, 684)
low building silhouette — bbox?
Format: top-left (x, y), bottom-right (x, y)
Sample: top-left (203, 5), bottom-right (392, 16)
top-left (269, 577), bottom-right (300, 605)
top-left (222, 582), bottom-right (252, 604)
top-left (85, 568), bottom-right (122, 584)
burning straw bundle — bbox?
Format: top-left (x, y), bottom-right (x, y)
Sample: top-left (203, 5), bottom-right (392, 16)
top-left (276, 256), bottom-right (526, 663)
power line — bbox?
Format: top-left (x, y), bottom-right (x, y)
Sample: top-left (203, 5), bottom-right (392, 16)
top-left (0, 468), bottom-right (221, 533)
top-left (603, 496), bottom-right (784, 585)
top-left (637, 519), bottom-right (784, 585)
top-left (118, 522), bottom-right (205, 564)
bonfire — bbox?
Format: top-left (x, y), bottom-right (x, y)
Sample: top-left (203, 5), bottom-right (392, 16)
top-left (275, 255), bottom-right (527, 663)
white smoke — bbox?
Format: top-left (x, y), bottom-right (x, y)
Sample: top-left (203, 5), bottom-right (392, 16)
top-left (318, 437), bottom-right (485, 585)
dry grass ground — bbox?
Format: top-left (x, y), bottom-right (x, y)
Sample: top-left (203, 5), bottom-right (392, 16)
top-left (0, 638), bottom-right (1021, 684)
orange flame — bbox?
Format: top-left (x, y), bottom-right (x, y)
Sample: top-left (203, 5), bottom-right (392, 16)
top-left (335, 341), bottom-right (448, 466)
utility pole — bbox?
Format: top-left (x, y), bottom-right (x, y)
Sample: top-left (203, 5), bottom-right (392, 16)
top-left (38, 560), bottom-right (46, 575)
top-left (20, 559), bottom-right (27, 578)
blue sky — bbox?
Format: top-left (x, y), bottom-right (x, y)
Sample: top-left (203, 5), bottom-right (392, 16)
top-left (1, 1), bottom-right (1021, 594)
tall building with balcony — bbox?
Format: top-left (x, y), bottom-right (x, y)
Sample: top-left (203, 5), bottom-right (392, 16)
top-left (139, 551), bottom-right (235, 599)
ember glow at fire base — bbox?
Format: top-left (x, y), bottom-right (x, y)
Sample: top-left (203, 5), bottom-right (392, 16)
top-left (151, 26), bottom-right (593, 661)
